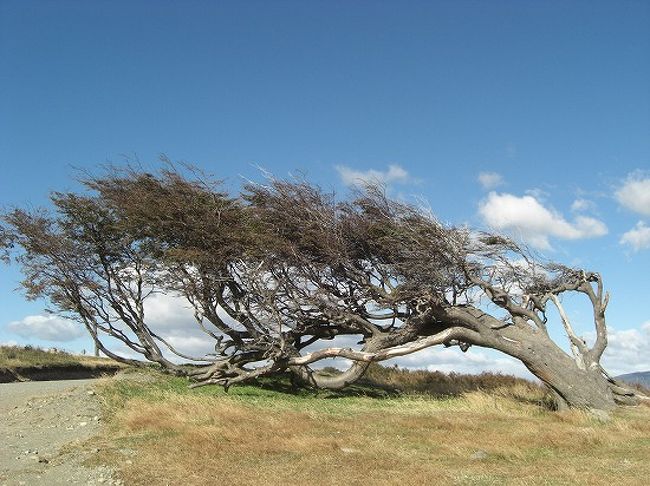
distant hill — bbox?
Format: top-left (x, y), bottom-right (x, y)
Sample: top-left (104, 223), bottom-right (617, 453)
top-left (616, 371), bottom-right (650, 388)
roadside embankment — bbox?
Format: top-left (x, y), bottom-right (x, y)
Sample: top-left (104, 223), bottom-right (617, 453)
top-left (0, 363), bottom-right (124, 383)
top-left (0, 345), bottom-right (126, 383)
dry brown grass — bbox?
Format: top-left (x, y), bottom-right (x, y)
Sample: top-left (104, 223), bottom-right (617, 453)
top-left (91, 372), bottom-right (650, 486)
top-left (363, 363), bottom-right (549, 400)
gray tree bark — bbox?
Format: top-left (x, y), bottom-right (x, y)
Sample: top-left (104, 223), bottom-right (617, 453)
top-left (288, 301), bottom-right (641, 411)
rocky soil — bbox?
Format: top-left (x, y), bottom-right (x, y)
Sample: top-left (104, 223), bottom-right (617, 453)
top-left (0, 379), bottom-right (119, 486)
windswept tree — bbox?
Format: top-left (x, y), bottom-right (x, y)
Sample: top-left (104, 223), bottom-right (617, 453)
top-left (2, 165), bottom-right (644, 411)
top-left (0, 227), bottom-right (11, 264)
top-left (3, 192), bottom-right (187, 370)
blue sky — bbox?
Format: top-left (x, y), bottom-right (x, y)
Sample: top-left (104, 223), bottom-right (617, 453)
top-left (1, 0), bottom-right (648, 376)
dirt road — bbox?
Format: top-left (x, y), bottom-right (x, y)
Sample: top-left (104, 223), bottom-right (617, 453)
top-left (0, 379), bottom-right (119, 486)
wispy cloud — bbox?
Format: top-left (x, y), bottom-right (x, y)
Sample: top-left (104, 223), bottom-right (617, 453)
top-left (477, 172), bottom-right (504, 190)
top-left (571, 198), bottom-right (596, 212)
top-left (335, 164), bottom-right (410, 187)
top-left (478, 192), bottom-right (608, 250)
top-left (588, 322), bottom-right (650, 376)
top-left (615, 172), bottom-right (650, 217)
top-left (620, 221), bottom-right (650, 252)
top-left (7, 315), bottom-right (85, 342)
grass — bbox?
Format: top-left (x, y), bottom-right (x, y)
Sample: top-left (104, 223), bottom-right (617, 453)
top-left (362, 363), bottom-right (552, 403)
top-left (0, 344), bottom-right (122, 368)
top-left (90, 367), bottom-right (650, 486)
top-left (0, 345), bottom-right (127, 381)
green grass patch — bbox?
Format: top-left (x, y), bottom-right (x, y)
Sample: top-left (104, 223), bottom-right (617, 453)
top-left (98, 367), bottom-right (555, 425)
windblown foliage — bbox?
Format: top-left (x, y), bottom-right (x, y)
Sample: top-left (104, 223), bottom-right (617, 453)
top-left (1, 164), bottom-right (644, 410)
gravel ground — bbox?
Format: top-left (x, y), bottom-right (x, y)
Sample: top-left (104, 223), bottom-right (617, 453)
top-left (0, 379), bottom-right (119, 486)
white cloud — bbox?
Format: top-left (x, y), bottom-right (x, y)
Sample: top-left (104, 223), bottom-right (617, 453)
top-left (525, 188), bottom-right (550, 200)
top-left (615, 173), bottom-right (650, 216)
top-left (163, 335), bottom-right (216, 359)
top-left (574, 215), bottom-right (609, 238)
top-left (477, 172), bottom-right (504, 190)
top-left (620, 221), bottom-right (650, 251)
top-left (387, 346), bottom-right (531, 378)
top-left (144, 293), bottom-right (197, 331)
top-left (142, 293), bottom-right (221, 359)
top-left (7, 315), bottom-right (85, 342)
top-left (571, 198), bottom-right (595, 212)
top-left (478, 192), bottom-right (608, 250)
top-left (596, 323), bottom-right (650, 376)
top-left (335, 164), bottom-right (410, 187)
top-left (3, 294), bottom-right (215, 357)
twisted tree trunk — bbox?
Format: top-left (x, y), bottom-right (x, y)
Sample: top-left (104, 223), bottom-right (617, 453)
top-left (506, 335), bottom-right (618, 410)
top-left (287, 301), bottom-right (642, 411)
top-left (436, 304), bottom-right (637, 411)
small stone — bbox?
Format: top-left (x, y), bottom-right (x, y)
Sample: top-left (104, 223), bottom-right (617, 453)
top-left (339, 447), bottom-right (358, 454)
top-left (87, 390), bottom-right (96, 396)
top-left (93, 415), bottom-right (100, 421)
top-left (471, 450), bottom-right (489, 460)
top-left (79, 422), bottom-right (88, 427)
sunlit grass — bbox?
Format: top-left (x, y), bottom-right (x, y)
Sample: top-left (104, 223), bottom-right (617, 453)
top-left (0, 344), bottom-right (122, 369)
top-left (92, 369), bottom-right (650, 485)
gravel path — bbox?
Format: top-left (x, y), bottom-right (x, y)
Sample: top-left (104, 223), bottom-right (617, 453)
top-left (0, 379), bottom-right (119, 486)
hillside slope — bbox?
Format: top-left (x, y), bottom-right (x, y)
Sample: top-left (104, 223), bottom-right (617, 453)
top-left (616, 371), bottom-right (650, 387)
